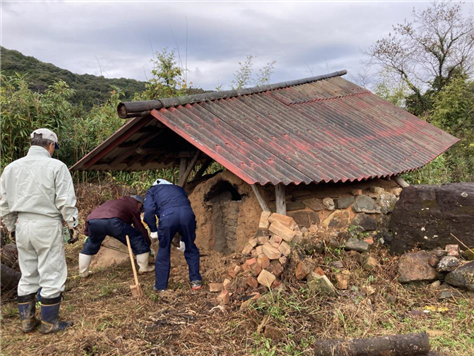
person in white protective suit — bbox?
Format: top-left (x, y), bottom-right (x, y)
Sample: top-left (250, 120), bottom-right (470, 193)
top-left (0, 128), bottom-right (78, 334)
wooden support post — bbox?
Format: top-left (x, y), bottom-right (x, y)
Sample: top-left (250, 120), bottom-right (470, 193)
top-left (178, 151), bottom-right (201, 187)
top-left (394, 175), bottom-right (410, 188)
top-left (275, 183), bottom-right (286, 215)
top-left (251, 184), bottom-right (270, 212)
top-left (178, 157), bottom-right (188, 185)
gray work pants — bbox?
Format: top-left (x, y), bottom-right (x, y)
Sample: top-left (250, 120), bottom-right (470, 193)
top-left (16, 214), bottom-right (67, 298)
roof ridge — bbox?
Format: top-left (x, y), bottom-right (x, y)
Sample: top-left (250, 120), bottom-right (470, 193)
top-left (117, 70), bottom-right (347, 118)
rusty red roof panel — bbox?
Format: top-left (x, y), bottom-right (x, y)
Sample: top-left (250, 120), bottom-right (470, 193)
top-left (72, 72), bottom-right (459, 185)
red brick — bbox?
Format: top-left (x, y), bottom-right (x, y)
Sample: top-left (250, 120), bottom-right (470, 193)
top-left (268, 213), bottom-right (298, 230)
top-left (217, 290), bottom-right (230, 305)
top-left (246, 275), bottom-right (259, 289)
top-left (257, 269), bottom-right (276, 288)
top-left (257, 255), bottom-right (271, 269)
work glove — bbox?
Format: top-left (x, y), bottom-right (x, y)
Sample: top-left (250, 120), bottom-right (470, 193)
top-left (177, 241), bottom-right (185, 252)
top-left (150, 232), bottom-right (158, 240)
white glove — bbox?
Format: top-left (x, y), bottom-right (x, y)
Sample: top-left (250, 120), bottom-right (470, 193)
top-left (177, 241), bottom-right (185, 252)
top-left (150, 232), bottom-right (158, 239)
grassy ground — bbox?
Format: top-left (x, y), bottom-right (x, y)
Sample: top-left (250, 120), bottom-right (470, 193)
top-left (1, 241), bottom-right (473, 355)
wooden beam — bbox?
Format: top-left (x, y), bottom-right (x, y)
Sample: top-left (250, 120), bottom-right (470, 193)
top-left (251, 184), bottom-right (270, 212)
top-left (109, 130), bottom-right (165, 166)
top-left (275, 183), bottom-right (286, 215)
top-left (178, 151), bottom-right (201, 187)
top-left (394, 175), bottom-right (410, 188)
top-left (178, 157), bottom-right (188, 184)
top-left (192, 157), bottom-right (213, 181)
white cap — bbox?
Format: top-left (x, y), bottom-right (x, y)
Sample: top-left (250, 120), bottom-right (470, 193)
top-left (31, 128), bottom-right (60, 149)
top-left (153, 179), bottom-right (173, 186)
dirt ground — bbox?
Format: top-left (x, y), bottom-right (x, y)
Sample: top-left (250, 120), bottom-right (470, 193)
top-left (1, 240), bottom-right (473, 355)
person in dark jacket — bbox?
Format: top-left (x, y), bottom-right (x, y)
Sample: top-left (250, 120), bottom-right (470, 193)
top-left (143, 179), bottom-right (202, 291)
top-left (78, 195), bottom-right (154, 276)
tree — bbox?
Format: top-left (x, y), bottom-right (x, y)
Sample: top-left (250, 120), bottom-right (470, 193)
top-left (231, 55), bottom-right (276, 90)
top-left (367, 1), bottom-right (474, 115)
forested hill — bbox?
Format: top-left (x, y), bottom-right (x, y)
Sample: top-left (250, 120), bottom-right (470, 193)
top-left (1, 47), bottom-right (146, 109)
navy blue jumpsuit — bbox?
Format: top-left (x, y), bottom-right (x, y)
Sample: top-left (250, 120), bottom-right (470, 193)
top-left (143, 184), bottom-right (202, 290)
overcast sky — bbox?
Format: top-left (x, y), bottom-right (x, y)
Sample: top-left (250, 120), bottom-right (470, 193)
top-left (2, 0), bottom-right (473, 90)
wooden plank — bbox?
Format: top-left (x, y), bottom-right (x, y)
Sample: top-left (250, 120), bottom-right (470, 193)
top-left (179, 151), bottom-right (201, 187)
top-left (251, 184), bottom-right (270, 212)
top-left (275, 183), bottom-right (286, 215)
top-left (394, 175), bottom-right (410, 188)
top-left (192, 157), bottom-right (213, 181)
top-left (178, 157), bottom-right (188, 184)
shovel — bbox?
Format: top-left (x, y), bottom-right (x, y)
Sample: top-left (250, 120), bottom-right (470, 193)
top-left (125, 235), bottom-right (143, 298)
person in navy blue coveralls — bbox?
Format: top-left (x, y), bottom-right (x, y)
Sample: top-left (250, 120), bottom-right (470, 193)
top-left (144, 179), bottom-right (202, 291)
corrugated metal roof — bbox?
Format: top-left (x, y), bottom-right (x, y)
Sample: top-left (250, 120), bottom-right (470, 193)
top-left (71, 71), bottom-right (459, 185)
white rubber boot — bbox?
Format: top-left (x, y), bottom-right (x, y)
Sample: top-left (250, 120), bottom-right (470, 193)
top-left (78, 253), bottom-right (92, 277)
top-left (137, 253), bottom-right (155, 274)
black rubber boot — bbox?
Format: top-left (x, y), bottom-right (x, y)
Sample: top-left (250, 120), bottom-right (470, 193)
top-left (18, 292), bottom-right (40, 333)
top-left (39, 295), bottom-right (74, 334)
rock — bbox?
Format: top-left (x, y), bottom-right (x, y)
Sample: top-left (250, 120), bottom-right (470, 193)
top-left (345, 238), bottom-right (369, 252)
top-left (353, 195), bottom-right (380, 214)
top-left (462, 248), bottom-right (474, 261)
top-left (335, 270), bottom-right (350, 290)
top-left (437, 256), bottom-right (460, 272)
top-left (376, 192), bottom-right (398, 214)
top-left (389, 183), bottom-right (474, 254)
top-left (446, 244), bottom-right (460, 257)
top-left (359, 254), bottom-right (377, 271)
top-left (335, 196), bottom-right (355, 209)
top-left (257, 269), bottom-right (276, 288)
top-left (323, 197), bottom-right (335, 211)
top-left (287, 201), bottom-right (306, 211)
top-left (268, 213), bottom-right (298, 230)
top-left (313, 267), bottom-right (325, 276)
top-left (278, 241), bottom-right (291, 256)
top-left (246, 275), bottom-right (259, 289)
top-left (429, 280), bottom-right (441, 290)
top-left (257, 235), bottom-right (270, 245)
top-left (209, 283), bottom-right (223, 293)
top-left (445, 261), bottom-right (474, 290)
top-left (257, 255), bottom-right (271, 269)
top-left (303, 198), bottom-right (326, 211)
top-left (269, 261), bottom-right (284, 278)
top-left (262, 244), bottom-right (282, 260)
top-left (428, 254), bottom-right (440, 268)
top-left (217, 290), bottom-right (230, 305)
top-left (398, 251), bottom-right (439, 283)
top-left (329, 261), bottom-right (344, 270)
top-left (314, 240), bottom-right (325, 254)
top-left (242, 243), bottom-right (253, 255)
top-left (250, 263), bottom-right (263, 277)
top-left (308, 274), bottom-right (337, 296)
top-left (438, 290), bottom-right (455, 300)
top-left (258, 211), bottom-right (272, 230)
top-left (370, 186), bottom-right (384, 194)
top-left (351, 214), bottom-right (377, 232)
top-left (295, 260), bottom-right (313, 280)
top-left (328, 238), bottom-right (340, 249)
top-left (264, 325), bottom-right (286, 341)
top-left (364, 236), bottom-right (374, 245)
top-left (269, 221), bottom-right (296, 242)
top-left (324, 210), bottom-right (351, 229)
top-left (287, 211), bottom-right (320, 228)
top-left (223, 279), bottom-right (231, 290)
top-left (391, 187), bottom-right (403, 197)
top-left (351, 189), bottom-right (363, 196)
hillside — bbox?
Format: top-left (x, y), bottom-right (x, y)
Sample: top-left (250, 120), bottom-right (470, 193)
top-left (1, 47), bottom-right (146, 109)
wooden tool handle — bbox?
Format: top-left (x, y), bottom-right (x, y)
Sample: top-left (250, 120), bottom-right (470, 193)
top-left (125, 235), bottom-right (140, 286)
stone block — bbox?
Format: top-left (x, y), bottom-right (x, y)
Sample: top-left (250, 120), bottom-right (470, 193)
top-left (246, 275), bottom-right (259, 289)
top-left (223, 278), bottom-right (231, 290)
top-left (398, 251), bottom-right (439, 283)
top-left (376, 192), bottom-right (398, 214)
top-left (359, 254), bottom-right (377, 271)
top-left (446, 244), bottom-right (460, 257)
top-left (268, 213), bottom-right (298, 230)
top-left (437, 256), bottom-right (460, 272)
top-left (351, 213), bottom-right (377, 232)
top-left (242, 243), bottom-right (253, 255)
top-left (345, 238), bottom-right (369, 252)
top-left (308, 274), bottom-right (337, 296)
top-left (323, 197), bottom-right (335, 210)
top-left (257, 255), bottom-right (271, 269)
top-left (209, 283), bottom-right (223, 293)
top-left (302, 198), bottom-right (326, 212)
top-left (217, 290), bottom-right (230, 305)
top-left (445, 261), bottom-right (474, 291)
top-left (287, 211), bottom-right (320, 228)
top-left (269, 220), bottom-right (296, 242)
top-left (278, 241), bottom-right (291, 256)
top-left (323, 210), bottom-right (351, 229)
top-left (258, 211), bottom-right (272, 230)
top-left (353, 195), bottom-right (380, 214)
top-left (351, 189), bottom-right (363, 196)
top-left (370, 186), bottom-right (385, 194)
top-left (262, 243), bottom-right (281, 260)
top-left (335, 196), bottom-right (355, 209)
top-left (257, 269), bottom-right (276, 288)
top-left (286, 201), bottom-right (306, 211)
top-left (257, 235), bottom-right (270, 245)
top-left (295, 260), bottom-right (312, 280)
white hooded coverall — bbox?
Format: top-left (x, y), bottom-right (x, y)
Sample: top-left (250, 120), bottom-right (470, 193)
top-left (0, 146), bottom-right (78, 298)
